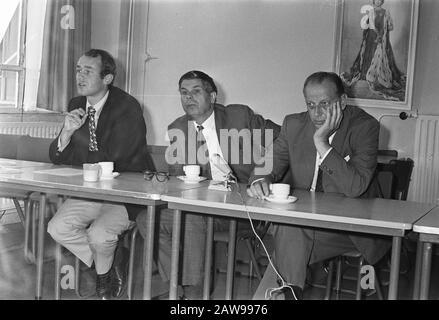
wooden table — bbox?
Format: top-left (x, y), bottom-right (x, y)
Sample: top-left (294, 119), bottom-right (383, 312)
top-left (162, 185), bottom-right (436, 300)
top-left (0, 159), bottom-right (203, 300)
top-left (412, 206), bottom-right (439, 300)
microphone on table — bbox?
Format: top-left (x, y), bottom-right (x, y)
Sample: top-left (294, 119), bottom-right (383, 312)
top-left (211, 153), bottom-right (237, 186)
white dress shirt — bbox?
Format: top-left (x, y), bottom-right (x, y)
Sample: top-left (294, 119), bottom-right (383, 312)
top-left (193, 111), bottom-right (228, 181)
top-left (58, 90), bottom-right (109, 151)
top-left (310, 132), bottom-right (336, 191)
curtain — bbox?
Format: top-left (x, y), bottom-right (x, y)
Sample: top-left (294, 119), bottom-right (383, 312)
top-left (36, 0), bottom-right (91, 112)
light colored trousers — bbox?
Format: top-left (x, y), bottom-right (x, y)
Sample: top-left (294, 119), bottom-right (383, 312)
top-left (47, 198), bottom-right (131, 274)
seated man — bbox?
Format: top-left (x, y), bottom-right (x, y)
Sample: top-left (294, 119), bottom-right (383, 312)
top-left (47, 49), bottom-right (149, 299)
top-left (137, 70), bottom-right (280, 299)
top-left (247, 71), bottom-right (390, 299)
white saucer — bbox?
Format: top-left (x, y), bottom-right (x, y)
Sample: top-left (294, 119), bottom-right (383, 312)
top-left (265, 195), bottom-right (297, 204)
top-left (177, 175), bottom-right (207, 184)
top-left (100, 172), bottom-right (120, 180)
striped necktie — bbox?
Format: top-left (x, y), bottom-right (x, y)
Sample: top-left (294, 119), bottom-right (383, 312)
top-left (197, 125), bottom-right (211, 178)
top-left (88, 106), bottom-right (98, 152)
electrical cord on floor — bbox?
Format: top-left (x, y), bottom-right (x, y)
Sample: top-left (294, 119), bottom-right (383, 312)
top-left (230, 181), bottom-right (298, 300)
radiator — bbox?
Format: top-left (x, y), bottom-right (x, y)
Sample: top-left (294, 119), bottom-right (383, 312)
top-left (0, 122), bottom-right (62, 139)
top-left (409, 115), bottom-right (439, 204)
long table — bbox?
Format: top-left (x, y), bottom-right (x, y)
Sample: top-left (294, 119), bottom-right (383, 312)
top-left (162, 184), bottom-right (436, 300)
top-left (0, 159), bottom-right (204, 300)
top-left (412, 206), bottom-right (439, 300)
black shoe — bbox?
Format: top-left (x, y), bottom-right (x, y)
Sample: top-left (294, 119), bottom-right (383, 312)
top-left (282, 285), bottom-right (303, 300)
top-left (96, 270), bottom-right (112, 300)
top-left (111, 246), bottom-right (129, 299)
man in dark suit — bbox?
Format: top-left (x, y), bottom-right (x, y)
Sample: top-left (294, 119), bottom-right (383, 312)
top-left (137, 70), bottom-right (280, 299)
top-left (47, 49), bottom-right (149, 299)
top-left (248, 71), bottom-right (389, 299)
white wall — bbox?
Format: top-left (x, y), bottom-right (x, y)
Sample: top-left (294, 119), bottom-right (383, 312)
top-left (90, 0), bottom-right (439, 161)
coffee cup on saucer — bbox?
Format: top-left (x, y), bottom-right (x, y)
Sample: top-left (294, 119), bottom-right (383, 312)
top-left (183, 165), bottom-right (200, 180)
top-left (99, 161), bottom-right (114, 179)
top-left (269, 183), bottom-right (290, 199)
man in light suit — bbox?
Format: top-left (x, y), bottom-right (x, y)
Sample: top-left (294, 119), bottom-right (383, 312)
top-left (47, 49), bottom-right (149, 299)
top-left (137, 70), bottom-right (280, 299)
top-left (248, 71), bottom-right (390, 299)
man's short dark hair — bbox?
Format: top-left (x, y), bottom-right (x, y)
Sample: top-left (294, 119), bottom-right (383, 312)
top-left (303, 71), bottom-right (345, 97)
top-left (84, 49), bottom-right (116, 86)
top-left (178, 70), bottom-right (218, 94)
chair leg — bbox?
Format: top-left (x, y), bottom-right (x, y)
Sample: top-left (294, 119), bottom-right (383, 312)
top-left (127, 227), bottom-right (138, 300)
top-left (324, 260), bottom-right (334, 300)
top-left (24, 199), bottom-right (35, 264)
top-left (355, 257), bottom-right (365, 300)
top-left (335, 256), bottom-right (343, 300)
top-left (375, 271), bottom-right (384, 300)
top-left (244, 238), bottom-right (262, 280)
top-left (12, 197), bottom-right (26, 227)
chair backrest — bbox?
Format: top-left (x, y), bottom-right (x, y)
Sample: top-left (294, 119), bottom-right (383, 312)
top-left (376, 158), bottom-right (414, 200)
top-left (0, 134), bottom-right (19, 159)
top-left (16, 135), bottom-right (52, 163)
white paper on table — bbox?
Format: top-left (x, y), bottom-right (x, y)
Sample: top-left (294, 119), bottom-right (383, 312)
top-left (0, 167), bottom-right (22, 174)
top-left (33, 168), bottom-right (84, 176)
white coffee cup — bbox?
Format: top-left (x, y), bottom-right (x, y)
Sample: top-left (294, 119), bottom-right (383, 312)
top-left (99, 161), bottom-right (114, 178)
top-left (183, 165), bottom-right (200, 179)
top-left (270, 183), bottom-right (290, 199)
top-left (83, 163), bottom-right (101, 182)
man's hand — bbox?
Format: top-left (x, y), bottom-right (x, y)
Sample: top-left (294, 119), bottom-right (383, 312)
top-left (313, 101), bottom-right (343, 157)
top-left (59, 108), bottom-right (87, 148)
top-left (247, 178), bottom-right (270, 200)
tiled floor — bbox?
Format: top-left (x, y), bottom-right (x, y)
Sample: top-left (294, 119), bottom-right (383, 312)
top-left (0, 221), bottom-right (438, 300)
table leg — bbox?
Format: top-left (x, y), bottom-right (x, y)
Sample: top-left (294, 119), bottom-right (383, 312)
top-left (388, 236), bottom-right (402, 300)
top-left (142, 205), bottom-right (156, 300)
top-left (203, 216), bottom-right (214, 300)
top-left (412, 239), bottom-right (423, 299)
top-left (35, 193), bottom-right (46, 300)
top-left (419, 242), bottom-right (433, 300)
top-left (169, 209), bottom-right (182, 300)
top-left (225, 219), bottom-right (237, 300)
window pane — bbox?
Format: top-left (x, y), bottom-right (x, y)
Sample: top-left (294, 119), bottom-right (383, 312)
top-left (0, 70), bottom-right (18, 108)
top-left (0, 1), bottom-right (20, 66)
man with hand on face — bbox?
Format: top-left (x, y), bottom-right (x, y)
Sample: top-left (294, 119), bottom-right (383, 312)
top-left (47, 49), bottom-right (149, 299)
top-left (137, 70), bottom-right (280, 299)
top-left (247, 71), bottom-right (389, 299)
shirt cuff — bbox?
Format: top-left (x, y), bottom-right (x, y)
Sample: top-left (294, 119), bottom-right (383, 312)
top-left (57, 136), bottom-right (70, 153)
top-left (318, 147), bottom-right (333, 165)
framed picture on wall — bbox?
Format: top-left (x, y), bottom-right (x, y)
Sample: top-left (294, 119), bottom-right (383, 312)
top-left (333, 0), bottom-right (419, 110)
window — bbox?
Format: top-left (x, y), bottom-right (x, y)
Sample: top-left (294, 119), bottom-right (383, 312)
top-left (0, 0), bottom-right (26, 110)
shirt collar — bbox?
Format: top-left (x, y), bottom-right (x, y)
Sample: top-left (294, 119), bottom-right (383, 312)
top-left (193, 110), bottom-right (216, 132)
top-left (86, 90), bottom-right (109, 116)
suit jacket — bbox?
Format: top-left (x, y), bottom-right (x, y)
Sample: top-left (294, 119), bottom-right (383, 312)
top-left (49, 86), bottom-right (150, 220)
top-left (250, 105), bottom-right (389, 264)
top-left (166, 104), bottom-right (281, 183)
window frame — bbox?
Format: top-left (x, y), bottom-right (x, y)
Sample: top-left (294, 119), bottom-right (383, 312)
top-left (0, 0), bottom-right (27, 112)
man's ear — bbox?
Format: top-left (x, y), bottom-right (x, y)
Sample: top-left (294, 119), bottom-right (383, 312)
top-left (103, 74), bottom-right (114, 85)
top-left (340, 93), bottom-right (347, 110)
top-left (210, 91), bottom-right (217, 104)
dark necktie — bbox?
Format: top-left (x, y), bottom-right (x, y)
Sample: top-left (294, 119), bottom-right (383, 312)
top-left (315, 168), bottom-right (323, 192)
top-left (197, 125), bottom-right (211, 178)
top-left (88, 106), bottom-right (98, 152)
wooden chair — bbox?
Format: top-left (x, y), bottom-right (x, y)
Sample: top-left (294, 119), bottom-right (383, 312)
top-left (322, 157), bottom-right (414, 300)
